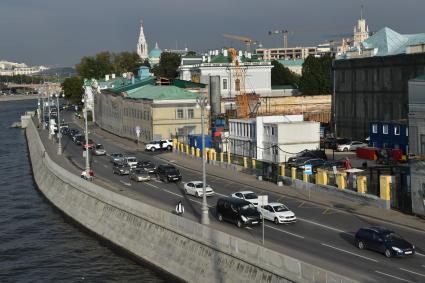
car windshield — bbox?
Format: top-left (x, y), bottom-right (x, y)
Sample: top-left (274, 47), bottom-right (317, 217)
top-left (127, 158), bottom-right (136, 162)
top-left (113, 154), bottom-right (123, 157)
top-left (273, 205), bottom-right (289, 212)
top-left (96, 145), bottom-right (104, 149)
top-left (244, 193), bottom-right (257, 199)
top-left (133, 169), bottom-right (145, 174)
top-left (195, 183), bottom-right (206, 188)
top-left (384, 232), bottom-right (402, 241)
top-left (337, 139), bottom-right (351, 145)
top-left (239, 203), bottom-right (257, 212)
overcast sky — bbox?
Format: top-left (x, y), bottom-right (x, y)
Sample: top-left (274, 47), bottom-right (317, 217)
top-left (0, 0), bottom-right (424, 67)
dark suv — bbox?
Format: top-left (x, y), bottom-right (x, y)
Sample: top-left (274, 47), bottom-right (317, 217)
top-left (156, 164), bottom-right (182, 182)
top-left (216, 197), bottom-right (262, 228)
top-left (354, 227), bottom-right (415, 258)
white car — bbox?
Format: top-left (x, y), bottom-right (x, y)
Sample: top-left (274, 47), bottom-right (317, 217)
top-left (124, 156), bottom-right (138, 168)
top-left (258, 202), bottom-right (296, 224)
top-left (184, 181), bottom-right (215, 197)
top-left (231, 191), bottom-right (259, 206)
top-left (145, 139), bottom-right (173, 152)
top-left (93, 144), bottom-right (106, 156)
top-left (337, 141), bottom-right (367, 152)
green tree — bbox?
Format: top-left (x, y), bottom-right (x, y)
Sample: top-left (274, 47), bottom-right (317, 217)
top-left (61, 77), bottom-right (84, 104)
top-left (75, 51), bottom-right (114, 80)
top-left (153, 52), bottom-right (181, 78)
top-left (186, 51), bottom-right (197, 56)
top-left (299, 55), bottom-right (332, 95)
top-left (271, 60), bottom-right (301, 86)
top-left (113, 51), bottom-right (143, 74)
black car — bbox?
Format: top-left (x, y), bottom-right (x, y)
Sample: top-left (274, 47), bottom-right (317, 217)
top-left (156, 164), bottom-right (182, 182)
top-left (354, 227), bottom-right (415, 258)
top-left (216, 197), bottom-right (262, 228)
top-left (112, 162), bottom-right (131, 175)
top-left (73, 134), bottom-right (85, 145)
top-left (298, 149), bottom-right (327, 161)
top-left (296, 158), bottom-right (326, 173)
top-left (68, 128), bottom-right (80, 137)
top-left (286, 156), bottom-right (311, 167)
top-left (136, 161), bottom-right (157, 173)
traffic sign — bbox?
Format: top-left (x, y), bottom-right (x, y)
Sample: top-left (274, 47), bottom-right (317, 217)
top-left (258, 195), bottom-right (268, 206)
top-left (135, 126), bottom-right (141, 137)
top-left (304, 164), bottom-right (312, 175)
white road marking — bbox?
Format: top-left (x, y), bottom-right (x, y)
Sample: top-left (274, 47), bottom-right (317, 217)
top-left (422, 265), bottom-right (425, 268)
top-left (245, 227), bottom-right (253, 230)
top-left (415, 252), bottom-right (425, 257)
top-left (93, 160), bottom-right (98, 163)
top-left (375, 271), bottom-right (414, 282)
top-left (297, 217), bottom-right (349, 234)
top-left (266, 225), bottom-right (305, 239)
top-left (399, 268), bottom-right (425, 278)
top-left (321, 243), bottom-right (378, 262)
top-left (119, 180), bottom-right (131, 187)
top-left (215, 192), bottom-right (228, 197)
top-left (145, 183), bottom-right (159, 189)
top-left (103, 165), bottom-right (108, 168)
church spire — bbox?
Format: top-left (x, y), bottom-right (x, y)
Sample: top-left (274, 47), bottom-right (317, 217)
top-left (137, 21), bottom-right (148, 59)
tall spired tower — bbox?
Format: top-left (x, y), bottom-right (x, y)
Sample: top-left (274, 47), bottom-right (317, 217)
top-left (137, 21), bottom-right (148, 59)
top-left (353, 5), bottom-right (369, 47)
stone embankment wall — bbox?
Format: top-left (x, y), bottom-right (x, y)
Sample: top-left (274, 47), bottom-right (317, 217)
top-left (25, 119), bottom-right (357, 283)
top-left (0, 95), bottom-right (38, 102)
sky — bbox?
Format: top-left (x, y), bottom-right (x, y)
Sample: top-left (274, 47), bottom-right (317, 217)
top-left (0, 0), bottom-right (424, 67)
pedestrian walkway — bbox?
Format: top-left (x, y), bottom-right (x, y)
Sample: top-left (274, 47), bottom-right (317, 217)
top-left (73, 117), bottom-right (425, 232)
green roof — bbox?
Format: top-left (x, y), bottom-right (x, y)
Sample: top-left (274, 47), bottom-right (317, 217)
top-left (109, 77), bottom-right (156, 93)
top-left (172, 79), bottom-right (206, 88)
top-left (413, 74), bottom-right (425, 81)
top-left (277, 59), bottom-right (304, 66)
top-left (126, 85), bottom-right (199, 101)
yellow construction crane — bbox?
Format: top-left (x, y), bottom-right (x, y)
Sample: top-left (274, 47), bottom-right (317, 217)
top-left (222, 34), bottom-right (260, 51)
top-left (228, 48), bottom-right (260, 118)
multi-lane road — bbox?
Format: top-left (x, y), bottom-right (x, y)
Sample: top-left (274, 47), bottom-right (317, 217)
top-left (47, 114), bottom-right (425, 283)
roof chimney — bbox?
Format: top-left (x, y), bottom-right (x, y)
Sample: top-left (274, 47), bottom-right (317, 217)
top-left (105, 74), bottom-right (110, 81)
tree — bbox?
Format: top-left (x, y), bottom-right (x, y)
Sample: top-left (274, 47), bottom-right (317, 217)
top-left (61, 77), bottom-right (84, 104)
top-left (186, 51), bottom-right (197, 56)
top-left (153, 52), bottom-right (181, 79)
top-left (113, 52), bottom-right (143, 74)
top-left (271, 60), bottom-right (301, 86)
top-left (299, 55), bottom-right (332, 95)
top-left (75, 51), bottom-right (114, 80)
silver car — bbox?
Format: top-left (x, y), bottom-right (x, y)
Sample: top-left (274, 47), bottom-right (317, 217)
top-left (129, 169), bottom-right (150, 182)
top-left (93, 144), bottom-right (106, 156)
top-left (110, 153), bottom-right (124, 163)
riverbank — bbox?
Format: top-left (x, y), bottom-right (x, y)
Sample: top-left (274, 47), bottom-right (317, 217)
top-left (0, 95), bottom-right (38, 102)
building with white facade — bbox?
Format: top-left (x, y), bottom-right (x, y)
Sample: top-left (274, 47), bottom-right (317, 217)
top-left (255, 46), bottom-right (317, 61)
top-left (178, 49), bottom-right (273, 100)
top-left (228, 115), bottom-right (320, 163)
top-left (353, 10), bottom-right (369, 47)
top-left (0, 60), bottom-right (49, 76)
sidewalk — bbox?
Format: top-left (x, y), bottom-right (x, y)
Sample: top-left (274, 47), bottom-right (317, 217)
top-left (79, 119), bottom-right (425, 233)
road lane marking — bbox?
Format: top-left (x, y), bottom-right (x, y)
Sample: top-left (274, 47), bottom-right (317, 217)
top-left (298, 201), bottom-right (305, 207)
top-left (399, 268), bottom-right (425, 278)
top-left (375, 271), bottom-right (414, 282)
top-left (416, 252), bottom-right (425, 257)
top-left (422, 265), bottom-right (425, 268)
top-left (215, 192), bottom-right (228, 197)
top-left (321, 243), bottom-right (378, 262)
top-left (297, 217), bottom-right (349, 234)
top-left (145, 183), bottom-right (159, 189)
top-left (119, 180), bottom-right (131, 187)
top-left (266, 225), bottom-right (305, 239)
top-left (103, 165), bottom-right (108, 168)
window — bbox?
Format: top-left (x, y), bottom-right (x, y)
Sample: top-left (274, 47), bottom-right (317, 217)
top-left (372, 124), bottom-right (378, 133)
top-left (222, 78), bottom-right (228, 90)
top-left (394, 125), bottom-right (400, 135)
top-left (187, 108), bottom-right (194, 119)
top-left (235, 79), bottom-right (241, 91)
top-left (383, 124), bottom-right (388, 134)
top-left (177, 109), bottom-right (184, 119)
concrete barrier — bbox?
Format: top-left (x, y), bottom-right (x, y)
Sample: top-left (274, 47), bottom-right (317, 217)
top-left (26, 120), bottom-right (357, 283)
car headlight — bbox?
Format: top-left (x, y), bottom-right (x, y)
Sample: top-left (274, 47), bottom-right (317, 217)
top-left (241, 215), bottom-right (248, 222)
top-left (412, 245), bottom-right (415, 249)
top-left (279, 215), bottom-right (285, 218)
top-left (392, 247), bottom-right (402, 253)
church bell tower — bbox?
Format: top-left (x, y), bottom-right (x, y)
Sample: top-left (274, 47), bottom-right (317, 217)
top-left (137, 20), bottom-right (148, 59)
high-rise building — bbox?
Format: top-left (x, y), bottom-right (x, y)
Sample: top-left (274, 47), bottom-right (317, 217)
top-left (137, 21), bottom-right (148, 59)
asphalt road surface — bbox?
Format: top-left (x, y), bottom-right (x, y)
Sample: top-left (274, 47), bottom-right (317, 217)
top-left (47, 113), bottom-right (425, 283)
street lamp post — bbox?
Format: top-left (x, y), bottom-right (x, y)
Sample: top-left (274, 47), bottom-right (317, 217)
top-left (82, 96), bottom-right (91, 179)
top-left (196, 96), bottom-right (211, 225)
top-left (55, 92), bottom-right (65, 155)
top-left (48, 93), bottom-right (52, 139)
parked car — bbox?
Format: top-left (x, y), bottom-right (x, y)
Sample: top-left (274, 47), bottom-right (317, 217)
top-left (69, 128), bottom-right (80, 137)
top-left (129, 168), bottom-right (150, 182)
top-left (145, 139), bottom-right (173, 152)
top-left (183, 181), bottom-right (215, 197)
top-left (110, 153), bottom-right (124, 163)
top-left (124, 156), bottom-right (138, 168)
top-left (231, 191), bottom-right (259, 206)
top-left (297, 158), bottom-right (326, 173)
top-left (112, 162), bottom-right (131, 175)
top-left (354, 227), bottom-right (415, 258)
top-left (93, 144), bottom-right (106, 156)
top-left (156, 164), bottom-right (182, 182)
top-left (337, 140), bottom-right (367, 152)
top-left (258, 202), bottom-right (296, 224)
top-left (318, 160), bottom-right (345, 171)
top-left (298, 149), bottom-right (328, 161)
top-left (286, 156), bottom-right (311, 167)
top-left (136, 161), bottom-right (156, 173)
top-left (216, 197), bottom-right (262, 228)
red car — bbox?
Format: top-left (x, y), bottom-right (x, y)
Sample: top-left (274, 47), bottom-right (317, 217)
top-left (82, 139), bottom-right (95, 150)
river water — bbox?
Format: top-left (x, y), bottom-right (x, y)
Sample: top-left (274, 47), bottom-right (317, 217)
top-left (0, 100), bottom-right (164, 282)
